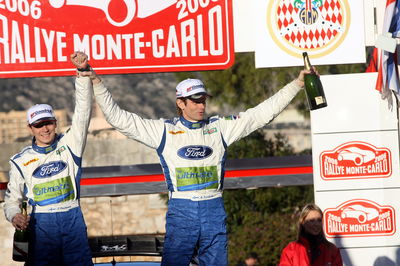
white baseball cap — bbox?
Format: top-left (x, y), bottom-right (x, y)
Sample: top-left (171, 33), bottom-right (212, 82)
top-left (176, 78), bottom-right (211, 99)
top-left (27, 104), bottom-right (57, 125)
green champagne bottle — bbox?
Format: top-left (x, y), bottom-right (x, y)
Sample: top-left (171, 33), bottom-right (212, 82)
top-left (12, 201), bottom-right (28, 262)
top-left (302, 52), bottom-right (328, 110)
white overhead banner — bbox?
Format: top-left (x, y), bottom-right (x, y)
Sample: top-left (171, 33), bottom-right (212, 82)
top-left (255, 0), bottom-right (366, 68)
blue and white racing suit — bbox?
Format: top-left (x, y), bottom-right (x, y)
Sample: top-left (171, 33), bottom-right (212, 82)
top-left (4, 77), bottom-right (93, 266)
top-left (93, 80), bottom-right (302, 266)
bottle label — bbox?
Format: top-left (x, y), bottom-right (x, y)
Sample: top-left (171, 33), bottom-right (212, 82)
top-left (315, 96), bottom-right (325, 105)
top-left (13, 241), bottom-right (28, 257)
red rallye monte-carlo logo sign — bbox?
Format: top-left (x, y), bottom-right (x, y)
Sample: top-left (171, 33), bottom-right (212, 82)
top-left (324, 199), bottom-right (396, 238)
top-left (0, 0), bottom-right (234, 78)
top-left (319, 141), bottom-right (392, 180)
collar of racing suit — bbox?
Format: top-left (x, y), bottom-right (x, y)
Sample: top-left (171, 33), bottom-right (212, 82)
top-left (179, 116), bottom-right (206, 129)
top-left (32, 134), bottom-right (61, 154)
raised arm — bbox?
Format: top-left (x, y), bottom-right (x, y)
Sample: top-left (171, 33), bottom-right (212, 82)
top-left (219, 69), bottom-right (308, 146)
top-left (74, 61), bottom-right (165, 149)
top-left (63, 52), bottom-right (94, 156)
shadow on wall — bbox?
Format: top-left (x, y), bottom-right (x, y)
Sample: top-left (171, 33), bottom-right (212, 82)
top-left (333, 237), bottom-right (352, 266)
top-left (373, 248), bottom-right (400, 266)
top-left (333, 237), bottom-right (400, 266)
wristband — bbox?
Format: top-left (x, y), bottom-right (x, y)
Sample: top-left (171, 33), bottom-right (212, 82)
top-left (77, 65), bottom-right (91, 72)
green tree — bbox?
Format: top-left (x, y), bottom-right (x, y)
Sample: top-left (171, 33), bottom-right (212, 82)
top-left (223, 131), bottom-right (313, 265)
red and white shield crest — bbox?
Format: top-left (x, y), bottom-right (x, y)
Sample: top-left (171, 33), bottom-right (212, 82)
top-left (266, 0), bottom-right (350, 58)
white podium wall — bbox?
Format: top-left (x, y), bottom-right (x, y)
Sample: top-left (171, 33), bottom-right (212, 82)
top-left (311, 73), bottom-right (400, 265)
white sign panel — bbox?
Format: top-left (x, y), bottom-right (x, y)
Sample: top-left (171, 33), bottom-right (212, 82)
top-left (310, 73), bottom-right (400, 190)
top-left (313, 131), bottom-right (400, 190)
top-left (311, 73), bottom-right (398, 134)
top-left (233, 0), bottom-right (256, 52)
top-left (340, 247), bottom-right (399, 266)
top-left (311, 73), bottom-right (400, 262)
top-left (255, 0), bottom-right (366, 68)
top-left (316, 189), bottom-right (400, 248)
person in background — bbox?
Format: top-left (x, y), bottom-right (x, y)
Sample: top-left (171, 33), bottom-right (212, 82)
top-left (3, 52), bottom-right (94, 265)
top-left (78, 53), bottom-right (310, 265)
top-left (279, 203), bottom-right (343, 266)
top-left (236, 252), bottom-right (259, 266)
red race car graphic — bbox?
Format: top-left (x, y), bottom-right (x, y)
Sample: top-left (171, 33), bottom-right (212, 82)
top-left (48, 0), bottom-right (177, 27)
top-left (337, 147), bottom-right (376, 166)
top-left (340, 204), bottom-right (379, 224)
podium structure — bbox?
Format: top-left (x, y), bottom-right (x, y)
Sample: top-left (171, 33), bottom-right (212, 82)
top-left (311, 73), bottom-right (400, 265)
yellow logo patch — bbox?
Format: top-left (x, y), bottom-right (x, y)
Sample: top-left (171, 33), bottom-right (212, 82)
top-left (169, 130), bottom-right (185, 135)
top-left (23, 158), bottom-right (39, 166)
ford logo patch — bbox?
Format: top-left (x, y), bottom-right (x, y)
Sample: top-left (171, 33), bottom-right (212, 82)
top-left (177, 146), bottom-right (213, 160)
top-left (33, 161), bottom-right (67, 178)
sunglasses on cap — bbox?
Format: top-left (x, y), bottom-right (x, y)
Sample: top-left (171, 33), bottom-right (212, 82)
top-left (31, 120), bottom-right (56, 128)
top-left (187, 93), bottom-right (209, 103)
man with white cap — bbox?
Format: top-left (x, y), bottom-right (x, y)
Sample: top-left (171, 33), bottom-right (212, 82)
top-left (4, 52), bottom-right (94, 265)
top-left (80, 59), bottom-right (309, 265)
top-left (25, 104), bottom-right (58, 147)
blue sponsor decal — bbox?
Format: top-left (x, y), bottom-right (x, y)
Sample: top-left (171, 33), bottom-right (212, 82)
top-left (36, 191), bottom-right (74, 206)
top-left (179, 181), bottom-right (218, 191)
top-left (33, 161), bottom-right (67, 178)
top-left (177, 146), bottom-right (213, 160)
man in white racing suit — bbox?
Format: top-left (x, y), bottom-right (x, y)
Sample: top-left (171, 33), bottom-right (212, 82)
top-left (80, 61), bottom-right (309, 265)
top-left (4, 52), bottom-right (94, 265)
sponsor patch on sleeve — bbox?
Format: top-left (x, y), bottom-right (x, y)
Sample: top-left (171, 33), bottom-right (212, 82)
top-left (223, 115), bottom-right (239, 120)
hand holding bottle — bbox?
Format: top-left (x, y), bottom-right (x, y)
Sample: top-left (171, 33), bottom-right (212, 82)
top-left (296, 69), bottom-right (311, 88)
top-left (297, 66), bottom-right (321, 84)
top-left (12, 201), bottom-right (29, 261)
top-left (302, 52), bottom-right (327, 110)
top-left (12, 212), bottom-right (30, 230)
